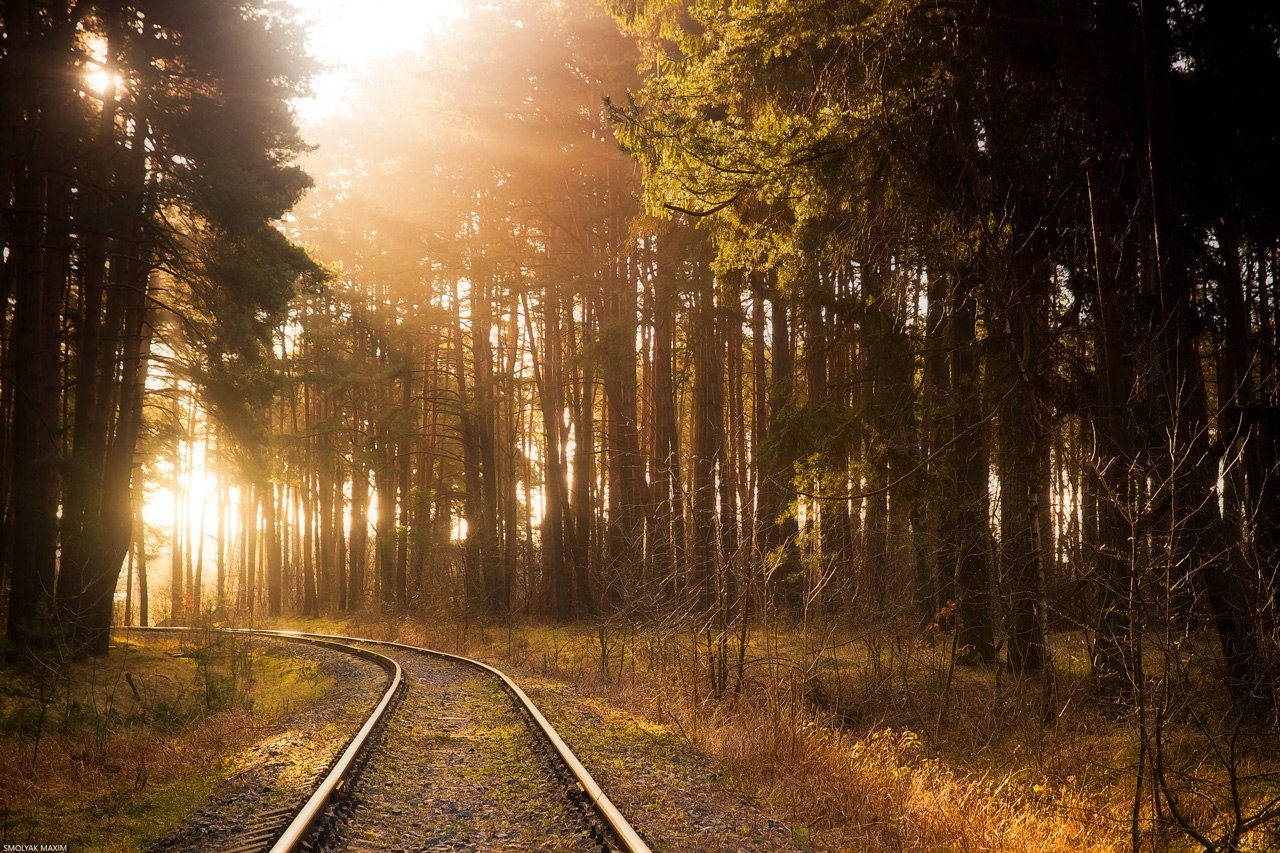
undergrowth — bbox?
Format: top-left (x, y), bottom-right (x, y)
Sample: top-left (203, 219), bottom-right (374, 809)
top-left (0, 628), bottom-right (331, 851)
top-left (277, 610), bottom-right (1280, 852)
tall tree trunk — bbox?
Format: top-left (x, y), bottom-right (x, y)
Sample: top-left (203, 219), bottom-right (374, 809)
top-left (922, 272), bottom-right (953, 621)
top-left (757, 273), bottom-right (801, 614)
top-left (1141, 0), bottom-right (1269, 713)
top-left (603, 261), bottom-right (646, 610)
top-left (472, 278), bottom-right (504, 613)
top-left (690, 269), bottom-right (722, 616)
top-left (349, 463), bottom-right (368, 610)
top-left (375, 447), bottom-right (396, 609)
top-left (527, 285), bottom-right (573, 617)
top-left (135, 482), bottom-right (149, 627)
top-left (569, 295), bottom-right (596, 615)
top-left (653, 238), bottom-right (685, 604)
top-left (396, 350), bottom-right (413, 608)
top-left (997, 262), bottom-right (1052, 675)
top-left (264, 481), bottom-right (283, 617)
top-left (6, 28), bottom-right (72, 650)
top-left (951, 285), bottom-right (996, 664)
top-left (1057, 0), bottom-right (1143, 702)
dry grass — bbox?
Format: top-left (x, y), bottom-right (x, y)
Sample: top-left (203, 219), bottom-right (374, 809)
top-left (686, 686), bottom-right (1116, 851)
top-left (273, 612), bottom-right (1280, 852)
top-left (0, 631), bottom-right (330, 851)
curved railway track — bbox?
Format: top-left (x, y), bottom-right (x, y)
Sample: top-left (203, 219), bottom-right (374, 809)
top-left (119, 626), bottom-right (650, 853)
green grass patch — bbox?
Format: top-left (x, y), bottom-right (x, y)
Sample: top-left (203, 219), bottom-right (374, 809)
top-left (0, 631), bottom-right (333, 851)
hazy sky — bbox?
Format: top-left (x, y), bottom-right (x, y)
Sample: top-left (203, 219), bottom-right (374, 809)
top-left (287, 0), bottom-right (461, 124)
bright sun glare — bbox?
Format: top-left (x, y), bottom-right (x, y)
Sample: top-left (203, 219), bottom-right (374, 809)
top-left (82, 35), bottom-right (124, 97)
top-left (287, 0), bottom-right (462, 124)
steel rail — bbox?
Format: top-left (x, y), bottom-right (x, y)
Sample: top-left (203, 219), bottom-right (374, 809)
top-left (113, 626), bottom-right (403, 853)
top-left (256, 628), bottom-right (653, 853)
top-left (114, 625), bottom-right (649, 852)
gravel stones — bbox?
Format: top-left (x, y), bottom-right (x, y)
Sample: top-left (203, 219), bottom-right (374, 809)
top-left (514, 675), bottom-right (800, 852)
top-left (322, 650), bottom-right (605, 852)
top-left (149, 639), bottom-right (387, 852)
top-left (147, 632), bottom-right (795, 851)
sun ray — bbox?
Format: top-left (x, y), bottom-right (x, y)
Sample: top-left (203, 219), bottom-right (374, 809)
top-left (287, 0), bottom-right (463, 125)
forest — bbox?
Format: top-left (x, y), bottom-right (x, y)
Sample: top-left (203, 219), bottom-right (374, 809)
top-left (2, 0), bottom-right (1279, 849)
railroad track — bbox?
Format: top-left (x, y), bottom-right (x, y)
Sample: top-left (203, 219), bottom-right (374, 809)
top-left (119, 626), bottom-right (650, 853)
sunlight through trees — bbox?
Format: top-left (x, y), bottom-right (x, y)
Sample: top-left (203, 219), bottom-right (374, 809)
top-left (3, 0), bottom-right (1280, 846)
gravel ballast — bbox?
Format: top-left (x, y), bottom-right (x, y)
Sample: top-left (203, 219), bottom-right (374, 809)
top-left (149, 637), bottom-right (387, 852)
top-left (322, 646), bottom-right (604, 851)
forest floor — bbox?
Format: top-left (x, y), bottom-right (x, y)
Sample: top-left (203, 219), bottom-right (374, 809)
top-left (289, 621), bottom-right (796, 851)
top-left (0, 630), bottom-right (379, 852)
top-left (9, 617), bottom-right (1270, 851)
top-left (269, 612), bottom-right (1280, 852)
